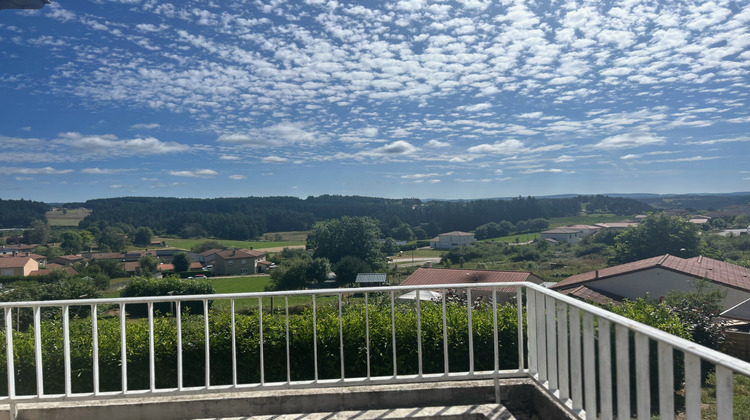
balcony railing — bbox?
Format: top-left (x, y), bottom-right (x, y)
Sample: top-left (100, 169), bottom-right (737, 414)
top-left (1, 282), bottom-right (749, 419)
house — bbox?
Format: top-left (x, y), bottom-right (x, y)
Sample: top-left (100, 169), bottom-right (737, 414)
top-left (541, 225), bottom-right (600, 244)
top-left (50, 255), bottom-right (84, 266)
top-left (594, 222), bottom-right (637, 231)
top-left (213, 249), bottom-right (267, 275)
top-left (355, 273), bottom-right (386, 286)
top-left (551, 254), bottom-right (750, 311)
top-left (0, 256), bottom-right (39, 277)
top-left (401, 268), bottom-right (544, 302)
top-left (192, 249), bottom-right (224, 265)
top-left (429, 231), bottom-right (477, 250)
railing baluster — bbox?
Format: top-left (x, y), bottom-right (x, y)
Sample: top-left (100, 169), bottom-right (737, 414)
top-left (467, 288), bottom-right (474, 374)
top-left (148, 302), bottom-right (155, 392)
top-left (34, 306), bottom-right (43, 397)
top-left (313, 294), bottom-right (318, 382)
top-left (231, 299), bottom-right (237, 387)
top-left (285, 296), bottom-right (290, 384)
top-left (615, 325), bottom-right (630, 420)
top-left (598, 318), bottom-right (612, 420)
top-left (417, 289), bottom-right (423, 377)
top-left (527, 287), bottom-right (537, 378)
top-left (338, 293), bottom-right (344, 380)
top-left (684, 352), bottom-right (700, 420)
top-left (545, 295), bottom-right (558, 393)
top-left (493, 288), bottom-right (500, 403)
top-left (176, 301), bottom-right (183, 391)
top-left (582, 312), bottom-right (596, 420)
top-left (516, 286), bottom-right (524, 373)
top-left (365, 292), bottom-right (371, 379)
top-left (120, 303), bottom-right (127, 393)
top-left (635, 332), bottom-right (649, 420)
top-left (92, 304), bottom-right (99, 395)
top-left (657, 341), bottom-right (673, 419)
top-left (569, 308), bottom-right (583, 414)
top-left (715, 365), bottom-right (733, 420)
top-left (6, 308), bottom-right (16, 400)
top-left (536, 290), bottom-right (548, 385)
top-left (204, 300), bottom-right (210, 388)
top-left (391, 291), bottom-right (397, 377)
top-left (63, 305), bottom-right (71, 396)
top-left (556, 301), bottom-right (569, 402)
top-left (259, 297), bottom-right (264, 385)
top-left (442, 288), bottom-right (449, 375)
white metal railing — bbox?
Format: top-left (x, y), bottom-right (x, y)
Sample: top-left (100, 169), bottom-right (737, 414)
top-left (0, 282), bottom-right (749, 420)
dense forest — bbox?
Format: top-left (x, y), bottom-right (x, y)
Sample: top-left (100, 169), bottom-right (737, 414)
top-left (71, 195), bottom-right (652, 240)
top-left (0, 199), bottom-right (49, 228)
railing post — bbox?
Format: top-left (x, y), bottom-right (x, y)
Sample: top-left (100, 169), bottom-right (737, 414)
top-left (716, 365), bottom-right (733, 420)
top-left (6, 308), bottom-right (16, 400)
top-left (516, 286), bottom-right (524, 374)
top-left (535, 290), bottom-right (548, 385)
top-left (684, 352), bottom-right (700, 420)
top-left (615, 325), bottom-right (630, 420)
top-left (148, 302), bottom-right (155, 392)
top-left (635, 332), bottom-right (650, 420)
top-left (526, 287), bottom-right (537, 378)
top-left (598, 318), bottom-right (612, 420)
top-left (63, 305), bottom-right (71, 396)
top-left (569, 307), bottom-right (583, 415)
top-left (556, 300), bottom-right (569, 402)
top-left (34, 306), bottom-right (44, 397)
top-left (545, 294), bottom-right (558, 393)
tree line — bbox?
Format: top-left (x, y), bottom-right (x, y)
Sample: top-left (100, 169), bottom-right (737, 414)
top-left (0, 199), bottom-right (49, 228)
top-left (72, 195), bottom-right (652, 240)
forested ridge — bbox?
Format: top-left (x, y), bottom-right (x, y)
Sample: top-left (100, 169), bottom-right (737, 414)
top-left (0, 199), bottom-right (49, 228)
top-left (74, 195), bottom-right (652, 239)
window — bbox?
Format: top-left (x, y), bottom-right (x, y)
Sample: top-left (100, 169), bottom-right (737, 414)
top-left (241, 268), bottom-right (248, 275)
top-left (241, 259), bottom-right (247, 264)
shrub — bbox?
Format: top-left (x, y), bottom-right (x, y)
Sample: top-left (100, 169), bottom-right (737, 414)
top-left (120, 275), bottom-right (215, 316)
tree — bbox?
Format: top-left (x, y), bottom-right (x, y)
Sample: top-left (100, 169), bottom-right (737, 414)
top-left (664, 280), bottom-right (727, 351)
top-left (99, 226), bottom-right (130, 252)
top-left (269, 257), bottom-right (331, 290)
top-left (307, 216), bottom-right (385, 269)
top-left (61, 231), bottom-right (83, 254)
top-left (172, 252), bottom-right (190, 273)
top-left (333, 256), bottom-right (371, 287)
top-left (137, 254), bottom-right (160, 277)
top-left (390, 223), bottom-right (414, 241)
top-left (133, 227), bottom-right (154, 246)
top-left (613, 213), bottom-right (706, 263)
top-left (23, 220), bottom-right (49, 245)
top-left (191, 240), bottom-right (226, 254)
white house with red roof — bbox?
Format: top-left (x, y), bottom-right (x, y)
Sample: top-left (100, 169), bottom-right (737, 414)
top-left (0, 256), bottom-right (39, 277)
top-left (429, 231), bottom-right (477, 249)
top-left (551, 254), bottom-right (750, 310)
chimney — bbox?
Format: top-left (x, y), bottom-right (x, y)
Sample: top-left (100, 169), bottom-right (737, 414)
top-left (595, 270), bottom-right (599, 278)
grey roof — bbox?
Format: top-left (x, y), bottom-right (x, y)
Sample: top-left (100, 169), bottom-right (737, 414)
top-left (721, 298), bottom-right (750, 322)
top-left (355, 273), bottom-right (387, 283)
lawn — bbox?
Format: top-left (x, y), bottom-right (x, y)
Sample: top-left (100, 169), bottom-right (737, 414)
top-left (547, 214), bottom-right (628, 228)
top-left (46, 208), bottom-right (91, 227)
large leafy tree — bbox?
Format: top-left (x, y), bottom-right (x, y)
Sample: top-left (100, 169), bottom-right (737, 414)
top-left (172, 252), bottom-right (190, 273)
top-left (333, 256), bottom-right (371, 287)
top-left (612, 213), bottom-right (706, 264)
top-left (307, 216), bottom-right (385, 269)
top-left (133, 226), bottom-right (154, 246)
top-left (270, 257), bottom-right (330, 290)
top-left (61, 231), bottom-right (83, 254)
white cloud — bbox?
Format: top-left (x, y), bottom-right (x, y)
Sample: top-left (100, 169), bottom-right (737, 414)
top-left (168, 169), bottom-right (218, 177)
top-left (401, 173), bottom-right (440, 179)
top-left (367, 141), bottom-right (418, 156)
top-left (262, 156), bottom-right (290, 163)
top-left (425, 140), bottom-right (450, 148)
top-left (129, 123), bottom-right (160, 130)
top-left (217, 122), bottom-right (327, 147)
top-left (55, 132), bottom-right (189, 155)
top-left (229, 175), bottom-right (246, 180)
top-left (594, 133), bottom-right (667, 149)
top-left (522, 168), bottom-right (567, 174)
top-left (81, 168), bottom-right (130, 174)
top-left (0, 166), bottom-right (73, 175)
top-left (467, 139), bottom-right (525, 154)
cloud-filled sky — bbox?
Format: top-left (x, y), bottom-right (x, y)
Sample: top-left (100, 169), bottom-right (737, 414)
top-left (1, 0), bottom-right (748, 202)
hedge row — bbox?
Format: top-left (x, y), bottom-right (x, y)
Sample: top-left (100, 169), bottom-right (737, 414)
top-left (0, 301), bottom-right (522, 396)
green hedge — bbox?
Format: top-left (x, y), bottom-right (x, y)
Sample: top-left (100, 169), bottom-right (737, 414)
top-left (0, 301), bottom-right (521, 396)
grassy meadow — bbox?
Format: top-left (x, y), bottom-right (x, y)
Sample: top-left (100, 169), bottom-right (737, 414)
top-left (46, 208), bottom-right (91, 227)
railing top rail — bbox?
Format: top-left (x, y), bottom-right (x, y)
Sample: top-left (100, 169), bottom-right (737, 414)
top-left (0, 281), bottom-right (530, 308)
top-left (525, 282), bottom-right (750, 377)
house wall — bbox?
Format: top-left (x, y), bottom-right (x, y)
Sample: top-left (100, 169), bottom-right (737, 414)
top-left (540, 231), bottom-right (582, 244)
top-left (433, 234), bottom-right (476, 249)
top-left (585, 267), bottom-right (750, 310)
top-left (214, 257), bottom-right (261, 275)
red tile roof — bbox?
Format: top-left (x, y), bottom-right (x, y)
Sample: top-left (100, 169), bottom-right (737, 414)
top-left (0, 256), bottom-right (34, 268)
top-left (402, 268), bottom-right (541, 292)
top-left (557, 285), bottom-right (622, 306)
top-left (551, 254), bottom-right (750, 293)
top-left (215, 249), bottom-right (266, 260)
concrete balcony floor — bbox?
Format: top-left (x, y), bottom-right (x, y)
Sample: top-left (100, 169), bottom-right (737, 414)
top-left (4, 379), bottom-right (575, 420)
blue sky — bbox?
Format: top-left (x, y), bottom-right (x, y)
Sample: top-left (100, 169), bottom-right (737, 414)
top-left (1, 0), bottom-right (749, 203)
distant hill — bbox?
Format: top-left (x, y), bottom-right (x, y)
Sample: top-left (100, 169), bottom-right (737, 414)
top-left (631, 193), bottom-right (750, 211)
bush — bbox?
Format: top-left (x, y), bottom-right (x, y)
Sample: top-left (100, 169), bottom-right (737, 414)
top-left (120, 275), bottom-right (215, 316)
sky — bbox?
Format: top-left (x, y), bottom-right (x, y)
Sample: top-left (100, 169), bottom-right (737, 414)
top-left (1, 0), bottom-right (749, 203)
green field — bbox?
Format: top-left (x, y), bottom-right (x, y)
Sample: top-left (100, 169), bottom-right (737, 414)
top-left (547, 214), bottom-right (628, 228)
top-left (46, 208), bottom-right (91, 227)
